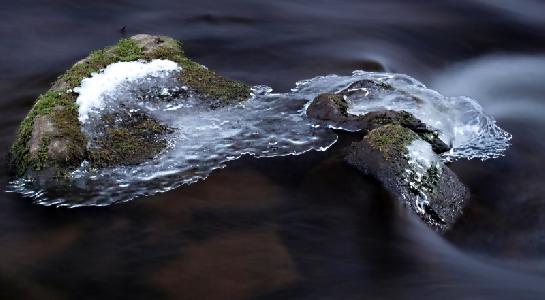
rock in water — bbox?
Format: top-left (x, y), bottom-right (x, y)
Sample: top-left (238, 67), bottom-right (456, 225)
top-left (306, 91), bottom-right (449, 153)
top-left (307, 83), bottom-right (469, 231)
top-left (9, 34), bottom-right (251, 185)
top-left (345, 124), bottom-right (468, 232)
top-left (8, 38), bottom-right (507, 215)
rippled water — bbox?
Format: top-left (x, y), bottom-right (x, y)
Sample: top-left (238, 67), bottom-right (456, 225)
top-left (2, 1), bottom-right (545, 300)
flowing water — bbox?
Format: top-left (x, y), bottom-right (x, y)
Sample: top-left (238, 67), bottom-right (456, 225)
top-left (1, 1), bottom-right (545, 299)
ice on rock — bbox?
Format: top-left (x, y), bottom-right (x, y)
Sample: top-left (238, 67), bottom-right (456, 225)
top-left (404, 139), bottom-right (442, 214)
top-left (293, 70), bottom-right (512, 161)
top-left (74, 59), bottom-right (181, 123)
top-left (407, 139), bottom-right (440, 171)
top-left (8, 64), bottom-right (511, 207)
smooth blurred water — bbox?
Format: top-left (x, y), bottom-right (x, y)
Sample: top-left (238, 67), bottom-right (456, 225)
top-left (1, 1), bottom-right (545, 299)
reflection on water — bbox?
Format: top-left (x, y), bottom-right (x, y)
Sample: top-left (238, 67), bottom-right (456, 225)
top-left (1, 0), bottom-right (545, 299)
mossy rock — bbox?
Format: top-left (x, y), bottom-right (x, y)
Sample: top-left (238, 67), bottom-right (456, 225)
top-left (9, 34), bottom-right (252, 180)
top-left (364, 124), bottom-right (418, 161)
top-left (358, 110), bottom-right (450, 153)
top-left (346, 124), bottom-right (468, 232)
top-left (306, 93), bottom-right (349, 120)
top-left (305, 93), bottom-right (450, 154)
top-left (89, 112), bottom-right (171, 168)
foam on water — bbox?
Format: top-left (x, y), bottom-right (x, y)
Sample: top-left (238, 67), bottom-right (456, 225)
top-left (7, 62), bottom-right (511, 206)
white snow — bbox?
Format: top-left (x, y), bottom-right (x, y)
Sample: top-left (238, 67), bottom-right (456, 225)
top-left (74, 59), bottom-right (181, 123)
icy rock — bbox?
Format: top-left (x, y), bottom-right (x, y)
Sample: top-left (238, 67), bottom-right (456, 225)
top-left (9, 34), bottom-right (251, 189)
top-left (306, 92), bottom-right (449, 153)
top-left (8, 38), bottom-right (508, 208)
top-left (345, 124), bottom-right (468, 232)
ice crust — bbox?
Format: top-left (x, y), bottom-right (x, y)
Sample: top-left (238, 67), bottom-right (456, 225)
top-left (405, 139), bottom-right (442, 214)
top-left (74, 59), bottom-right (181, 123)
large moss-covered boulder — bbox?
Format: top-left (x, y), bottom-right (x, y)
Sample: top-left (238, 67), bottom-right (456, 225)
top-left (345, 124), bottom-right (468, 232)
top-left (9, 34), bottom-right (251, 182)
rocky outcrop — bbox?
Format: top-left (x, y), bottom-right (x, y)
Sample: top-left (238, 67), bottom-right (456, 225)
top-left (345, 124), bottom-right (468, 232)
top-left (9, 34), bottom-right (251, 182)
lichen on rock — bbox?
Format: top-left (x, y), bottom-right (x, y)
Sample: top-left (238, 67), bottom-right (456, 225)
top-left (9, 34), bottom-right (251, 182)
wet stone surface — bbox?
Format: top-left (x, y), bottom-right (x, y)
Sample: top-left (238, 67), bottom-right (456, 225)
top-left (346, 124), bottom-right (468, 232)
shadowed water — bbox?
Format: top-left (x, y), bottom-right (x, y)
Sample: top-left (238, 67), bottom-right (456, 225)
top-left (1, 1), bottom-right (545, 299)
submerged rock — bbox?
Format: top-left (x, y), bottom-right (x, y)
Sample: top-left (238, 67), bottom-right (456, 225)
top-left (9, 34), bottom-right (251, 183)
top-left (345, 124), bottom-right (468, 232)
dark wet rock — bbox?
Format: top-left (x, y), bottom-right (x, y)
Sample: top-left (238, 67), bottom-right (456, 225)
top-left (359, 110), bottom-right (450, 153)
top-left (345, 124), bottom-right (468, 232)
top-left (306, 92), bottom-right (450, 153)
top-left (338, 79), bottom-right (394, 98)
top-left (306, 92), bottom-right (367, 131)
top-left (9, 34), bottom-right (251, 182)
top-left (306, 93), bottom-right (349, 122)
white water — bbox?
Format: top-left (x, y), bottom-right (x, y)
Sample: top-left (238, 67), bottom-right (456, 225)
top-left (8, 62), bottom-right (511, 206)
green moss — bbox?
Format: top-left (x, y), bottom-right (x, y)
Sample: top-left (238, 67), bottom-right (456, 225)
top-left (89, 112), bottom-right (169, 168)
top-left (365, 124), bottom-right (418, 160)
top-left (318, 93), bottom-right (348, 116)
top-left (9, 39), bottom-right (143, 177)
top-left (60, 39), bottom-right (143, 89)
top-left (10, 91), bottom-right (78, 177)
top-left (145, 44), bottom-right (251, 102)
top-left (11, 35), bottom-right (251, 177)
top-left (34, 136), bottom-right (52, 171)
top-left (49, 107), bottom-right (87, 164)
top-left (422, 165), bottom-right (441, 194)
top-left (368, 110), bottom-right (415, 126)
top-left (407, 164), bottom-right (442, 196)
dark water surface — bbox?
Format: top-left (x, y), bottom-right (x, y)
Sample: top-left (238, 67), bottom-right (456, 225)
top-left (2, 1), bottom-right (545, 299)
